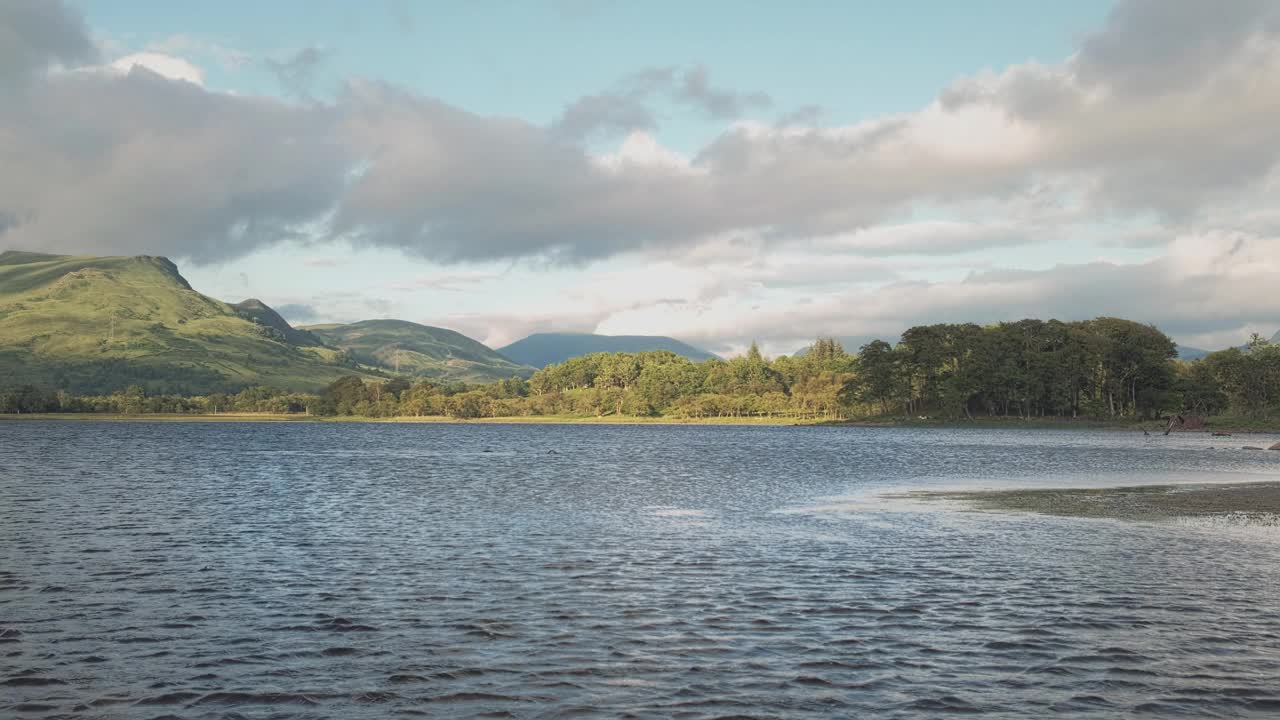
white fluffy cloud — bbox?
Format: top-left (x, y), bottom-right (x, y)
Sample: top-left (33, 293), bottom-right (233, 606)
top-left (5, 0), bottom-right (1280, 351)
top-left (108, 52), bottom-right (204, 85)
top-left (430, 229), bottom-right (1278, 355)
top-left (6, 0), bottom-right (1280, 266)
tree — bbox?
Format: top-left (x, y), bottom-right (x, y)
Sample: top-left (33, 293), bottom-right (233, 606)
top-left (324, 376), bottom-right (368, 415)
top-left (856, 340), bottom-right (899, 415)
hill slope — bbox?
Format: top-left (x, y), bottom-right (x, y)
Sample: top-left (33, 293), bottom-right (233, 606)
top-left (305, 320), bottom-right (534, 383)
top-left (499, 332), bottom-right (719, 368)
top-left (232, 298), bottom-right (325, 347)
top-left (0, 251), bottom-right (363, 394)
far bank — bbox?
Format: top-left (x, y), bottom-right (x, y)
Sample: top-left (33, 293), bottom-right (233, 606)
top-left (4, 412), bottom-right (1280, 433)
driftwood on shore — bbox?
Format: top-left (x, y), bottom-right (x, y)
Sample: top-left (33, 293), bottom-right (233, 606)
top-left (1163, 414), bottom-right (1205, 435)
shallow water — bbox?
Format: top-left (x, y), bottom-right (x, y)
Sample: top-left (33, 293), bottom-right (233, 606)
top-left (4, 422), bottom-right (1280, 718)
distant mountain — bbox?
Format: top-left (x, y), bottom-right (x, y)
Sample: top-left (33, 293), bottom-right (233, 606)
top-left (1176, 345), bottom-right (1212, 360)
top-left (0, 251), bottom-right (365, 394)
top-left (232, 298), bottom-right (325, 347)
top-left (305, 319), bottom-right (534, 383)
top-left (1176, 331), bottom-right (1280, 360)
top-left (499, 333), bottom-right (719, 368)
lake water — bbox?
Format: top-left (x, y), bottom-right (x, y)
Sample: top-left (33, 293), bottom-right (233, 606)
top-left (4, 422), bottom-right (1280, 718)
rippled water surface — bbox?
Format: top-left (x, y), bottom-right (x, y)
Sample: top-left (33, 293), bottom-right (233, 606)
top-left (5, 422), bottom-right (1280, 718)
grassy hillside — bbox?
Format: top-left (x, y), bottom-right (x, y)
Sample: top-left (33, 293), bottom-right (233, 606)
top-left (232, 298), bottom-right (325, 347)
top-left (499, 332), bottom-right (719, 368)
top-left (0, 252), bottom-right (368, 394)
top-left (305, 319), bottom-right (534, 383)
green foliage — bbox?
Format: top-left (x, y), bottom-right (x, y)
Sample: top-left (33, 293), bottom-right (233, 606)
top-left (849, 317), bottom-right (1177, 420)
top-left (0, 383), bottom-right (316, 415)
top-left (1184, 338), bottom-right (1280, 417)
top-left (516, 343), bottom-right (851, 419)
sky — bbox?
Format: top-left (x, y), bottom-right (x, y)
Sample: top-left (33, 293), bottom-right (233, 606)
top-left (3, 0), bottom-right (1280, 355)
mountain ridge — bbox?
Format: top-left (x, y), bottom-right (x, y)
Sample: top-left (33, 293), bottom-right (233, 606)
top-left (499, 332), bottom-right (719, 368)
top-left (232, 298), bottom-right (325, 347)
top-left (0, 251), bottom-right (366, 394)
top-left (0, 251), bottom-right (528, 393)
top-left (303, 319), bottom-right (535, 383)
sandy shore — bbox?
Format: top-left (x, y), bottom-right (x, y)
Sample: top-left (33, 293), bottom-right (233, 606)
top-left (912, 481), bottom-right (1280, 524)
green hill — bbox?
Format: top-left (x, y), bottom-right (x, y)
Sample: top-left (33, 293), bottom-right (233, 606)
top-left (304, 319), bottom-right (535, 383)
top-left (232, 298), bottom-right (325, 347)
top-left (498, 332), bottom-right (719, 368)
top-left (0, 251), bottom-right (364, 394)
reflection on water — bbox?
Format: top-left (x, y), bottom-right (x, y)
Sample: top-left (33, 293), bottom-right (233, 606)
top-left (4, 422), bottom-right (1280, 718)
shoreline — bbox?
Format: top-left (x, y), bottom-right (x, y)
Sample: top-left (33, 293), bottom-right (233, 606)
top-left (0, 412), bottom-right (821, 426)
top-left (2, 412), bottom-right (1279, 433)
top-left (910, 481), bottom-right (1280, 524)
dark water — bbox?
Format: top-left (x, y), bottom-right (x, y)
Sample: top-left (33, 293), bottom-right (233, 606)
top-left (4, 422), bottom-right (1280, 719)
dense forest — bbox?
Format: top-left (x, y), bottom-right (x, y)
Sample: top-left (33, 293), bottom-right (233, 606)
top-left (3, 316), bottom-right (1279, 424)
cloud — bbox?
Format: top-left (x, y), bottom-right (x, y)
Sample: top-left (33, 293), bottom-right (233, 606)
top-left (275, 302), bottom-right (320, 323)
top-left (445, 311), bottom-right (605, 349)
top-left (0, 0), bottom-right (96, 87)
top-left (1095, 226), bottom-right (1173, 249)
top-left (812, 221), bottom-right (1032, 256)
top-left (264, 46), bottom-right (334, 100)
top-left (0, 66), bottom-right (352, 262)
top-left (379, 269), bottom-right (504, 292)
top-left (776, 104), bottom-right (825, 127)
top-left (145, 34), bottom-right (252, 70)
top-left (579, 230), bottom-right (1280, 353)
top-left (550, 64), bottom-right (771, 140)
top-left (276, 292), bottom-right (397, 325)
top-left (110, 52), bottom-right (205, 85)
top-left (674, 65), bottom-right (771, 118)
top-left (421, 225), bottom-right (1280, 356)
top-left (2, 0), bottom-right (1280, 275)
top-left (1075, 0), bottom-right (1280, 96)
top-left (333, 80), bottom-right (722, 262)
top-left (552, 92), bottom-right (656, 141)
top-left (302, 257), bottom-right (341, 267)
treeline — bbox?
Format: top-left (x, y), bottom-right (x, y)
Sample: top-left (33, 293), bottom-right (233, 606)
top-left (1183, 336), bottom-right (1280, 417)
top-left (0, 341), bottom-right (856, 420)
top-left (285, 342), bottom-right (856, 420)
top-left (0, 384), bottom-right (317, 415)
top-left (855, 317), bottom-right (1178, 419)
top-left (5, 317), bottom-right (1280, 422)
